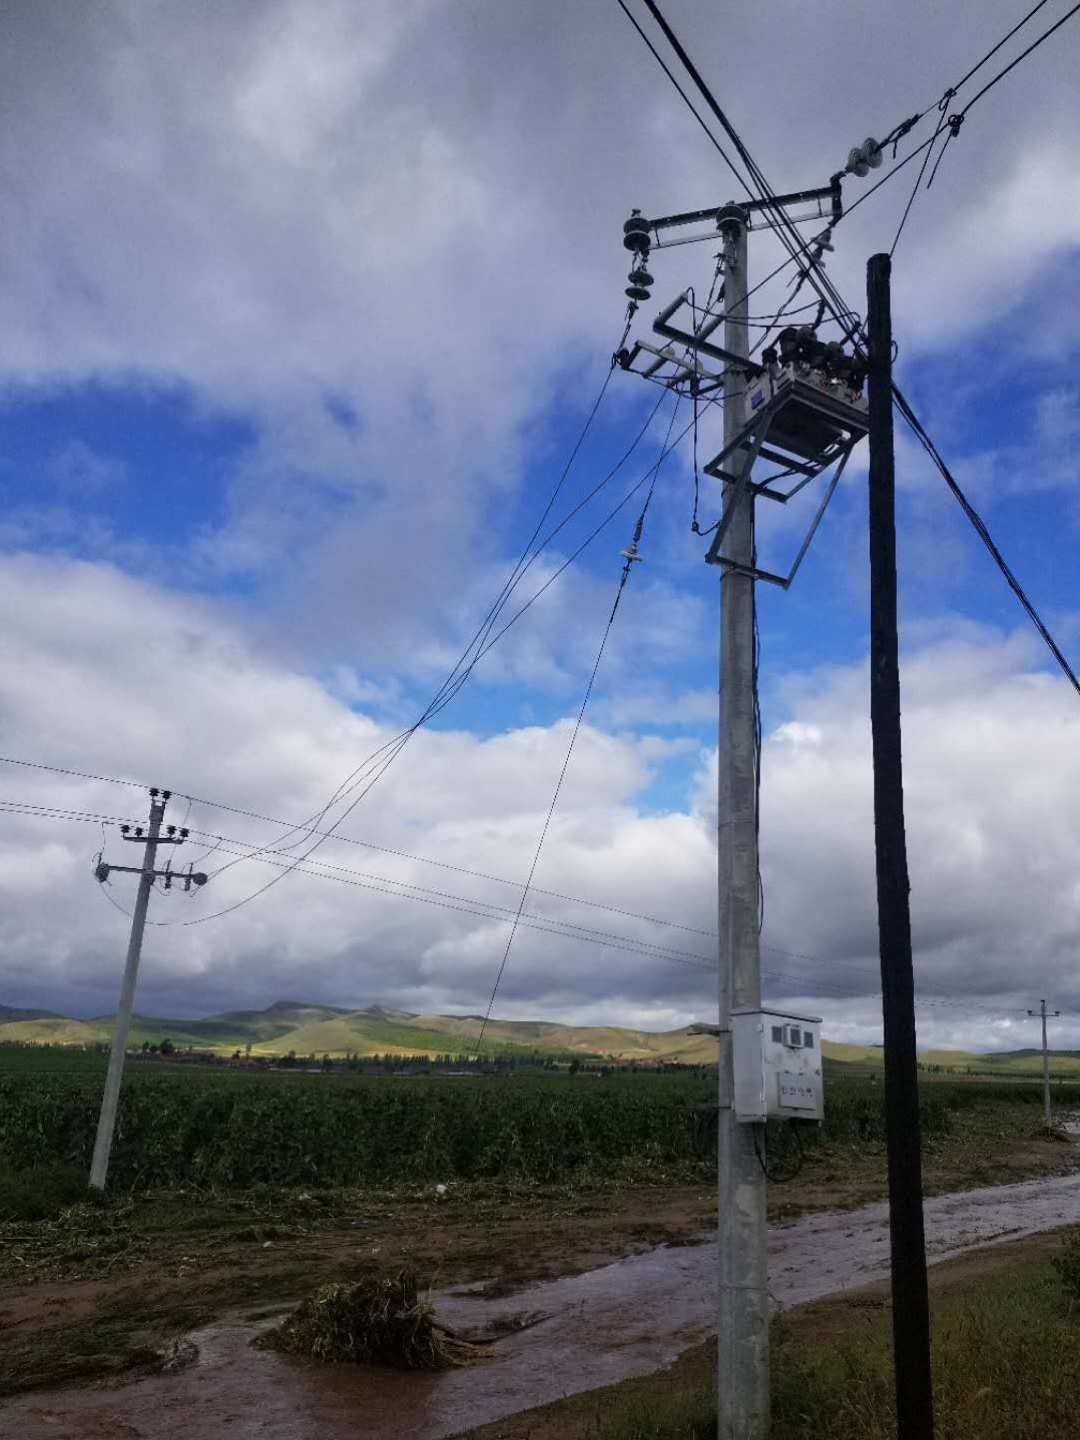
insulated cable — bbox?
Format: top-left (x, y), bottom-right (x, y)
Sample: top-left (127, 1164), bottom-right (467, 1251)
top-left (892, 384), bottom-right (1080, 700)
top-left (475, 403), bottom-right (682, 1048)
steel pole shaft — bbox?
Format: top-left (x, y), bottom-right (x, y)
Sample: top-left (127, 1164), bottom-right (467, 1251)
top-left (716, 207), bottom-right (768, 1439)
top-left (89, 800), bottom-right (164, 1190)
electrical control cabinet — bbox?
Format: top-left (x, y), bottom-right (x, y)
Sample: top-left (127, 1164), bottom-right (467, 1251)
top-left (732, 1007), bottom-right (823, 1123)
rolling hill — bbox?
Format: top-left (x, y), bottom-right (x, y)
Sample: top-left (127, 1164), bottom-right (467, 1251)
top-left (0, 999), bottom-right (1076, 1071)
top-left (0, 999), bottom-right (719, 1061)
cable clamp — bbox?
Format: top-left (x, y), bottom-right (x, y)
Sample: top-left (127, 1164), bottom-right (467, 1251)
top-left (885, 112), bottom-right (922, 157)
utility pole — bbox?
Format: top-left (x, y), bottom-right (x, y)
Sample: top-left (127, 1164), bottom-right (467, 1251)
top-left (866, 252), bottom-right (935, 1439)
top-left (618, 180), bottom-right (865, 1440)
top-left (1027, 998), bottom-right (1060, 1128)
top-left (89, 788), bottom-right (206, 1190)
top-left (714, 203), bottom-right (768, 1439)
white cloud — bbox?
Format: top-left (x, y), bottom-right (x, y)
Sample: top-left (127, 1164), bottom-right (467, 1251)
top-left (2, 0), bottom-right (1078, 658)
top-left (0, 554), bottom-right (715, 1021)
top-left (2, 555), bottom-right (1080, 1050)
top-left (3, 5), bottom-right (1080, 1052)
top-left (757, 626), bottom-right (1080, 1034)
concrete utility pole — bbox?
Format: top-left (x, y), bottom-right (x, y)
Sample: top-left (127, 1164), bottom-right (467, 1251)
top-left (714, 203), bottom-right (768, 1440)
top-left (617, 177), bottom-right (864, 1440)
top-left (89, 788), bottom-right (205, 1190)
top-left (866, 253), bottom-right (935, 1439)
top-left (1028, 998), bottom-right (1060, 1128)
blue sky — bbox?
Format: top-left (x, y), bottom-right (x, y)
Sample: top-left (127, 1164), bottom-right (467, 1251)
top-left (1, 0), bottom-right (1079, 1051)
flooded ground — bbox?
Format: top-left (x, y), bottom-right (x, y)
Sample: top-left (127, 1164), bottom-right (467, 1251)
top-left (6, 1169), bottom-right (1080, 1439)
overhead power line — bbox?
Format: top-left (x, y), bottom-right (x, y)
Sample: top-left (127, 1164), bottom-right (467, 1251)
top-left (619, 0), bottom-right (1080, 336)
top-left (613, 0), bottom-right (749, 195)
top-left (622, 0), bottom-right (1080, 700)
top-left (207, 350), bottom-right (650, 885)
top-left (477, 434), bottom-right (674, 1046)
top-left (176, 397), bottom-right (688, 928)
top-left (954, 0), bottom-right (1079, 116)
top-left (892, 385), bottom-right (1080, 700)
top-left (0, 756), bottom-right (143, 791)
top-left (2, 805), bottom-right (1057, 1024)
top-left (948, 0), bottom-right (1055, 93)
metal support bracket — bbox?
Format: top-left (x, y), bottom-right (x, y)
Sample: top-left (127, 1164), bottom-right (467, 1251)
top-left (706, 445), bottom-right (853, 588)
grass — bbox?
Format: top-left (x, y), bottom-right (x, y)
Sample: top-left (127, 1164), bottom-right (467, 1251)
top-left (770, 1260), bottom-right (1080, 1438)
top-left (0, 1163), bottom-right (106, 1222)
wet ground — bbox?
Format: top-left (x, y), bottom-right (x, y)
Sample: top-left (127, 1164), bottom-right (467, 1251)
top-left (6, 1168), bottom-right (1080, 1439)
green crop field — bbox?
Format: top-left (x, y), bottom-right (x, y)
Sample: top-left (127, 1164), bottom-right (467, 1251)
top-left (0, 1056), bottom-right (713, 1188)
top-left (4, 1044), bottom-right (1078, 1196)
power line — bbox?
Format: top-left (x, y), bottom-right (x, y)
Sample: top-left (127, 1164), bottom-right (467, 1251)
top-left (888, 104), bottom-right (952, 257)
top-left (169, 380), bottom-right (674, 917)
top-left (1, 794), bottom-right (720, 961)
top-left (892, 385), bottom-right (1080, 700)
top-left (955, 0), bottom-right (1079, 116)
top-left (926, 0), bottom-right (1080, 189)
top-left (1, 797), bottom-right (1064, 1022)
top-left (179, 397), bottom-right (686, 926)
top-left (212, 349), bottom-right (643, 879)
top-left (612, 0), bottom-right (749, 196)
top-left (198, 841), bottom-right (719, 966)
top-left (0, 756), bottom-right (143, 791)
top-left (625, 0), bottom-right (1080, 700)
top-left (477, 443), bottom-right (675, 1046)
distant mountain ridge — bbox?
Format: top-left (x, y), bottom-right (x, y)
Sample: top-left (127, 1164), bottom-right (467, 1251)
top-left (0, 1003), bottom-right (65, 1024)
top-left (0, 999), bottom-right (717, 1061)
top-left (1, 999), bottom-right (1077, 1070)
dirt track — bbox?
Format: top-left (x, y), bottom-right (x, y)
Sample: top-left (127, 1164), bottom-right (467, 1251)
top-left (6, 1169), bottom-right (1080, 1439)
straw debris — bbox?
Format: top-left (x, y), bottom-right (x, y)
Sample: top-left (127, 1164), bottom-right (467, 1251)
top-left (256, 1272), bottom-right (481, 1370)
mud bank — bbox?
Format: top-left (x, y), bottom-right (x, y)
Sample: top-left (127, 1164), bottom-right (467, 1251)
top-left (6, 1170), bottom-right (1080, 1439)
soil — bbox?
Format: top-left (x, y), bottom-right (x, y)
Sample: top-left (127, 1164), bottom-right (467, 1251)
top-left (0, 1180), bottom-right (715, 1398)
top-left (6, 1169), bottom-right (1080, 1438)
top-left (1, 1113), bottom-right (1075, 1411)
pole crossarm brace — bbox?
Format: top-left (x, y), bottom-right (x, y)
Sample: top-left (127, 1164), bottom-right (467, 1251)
top-left (616, 289), bottom-right (765, 390)
top-left (652, 291), bottom-right (765, 375)
top-left (644, 178), bottom-right (842, 249)
top-left (95, 861), bottom-right (208, 888)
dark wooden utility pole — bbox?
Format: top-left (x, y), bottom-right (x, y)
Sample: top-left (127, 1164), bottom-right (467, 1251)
top-left (866, 252), bottom-right (935, 1439)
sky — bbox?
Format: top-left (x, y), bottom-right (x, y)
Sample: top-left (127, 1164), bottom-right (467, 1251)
top-left (1, 0), bottom-right (1079, 1053)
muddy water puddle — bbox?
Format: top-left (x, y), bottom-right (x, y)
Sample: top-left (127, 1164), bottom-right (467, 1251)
top-left (7, 1171), bottom-right (1080, 1439)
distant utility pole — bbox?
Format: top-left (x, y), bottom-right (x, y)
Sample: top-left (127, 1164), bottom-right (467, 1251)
top-left (1027, 998), bottom-right (1060, 1128)
top-left (866, 252), bottom-right (935, 1439)
top-left (89, 788), bottom-right (206, 1190)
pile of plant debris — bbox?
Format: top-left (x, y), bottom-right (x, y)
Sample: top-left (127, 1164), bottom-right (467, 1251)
top-left (256, 1272), bottom-right (482, 1370)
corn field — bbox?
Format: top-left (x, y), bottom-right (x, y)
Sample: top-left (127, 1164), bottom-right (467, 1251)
top-left (3, 1050), bottom-right (1073, 1191)
top-left (0, 1064), bottom-right (712, 1187)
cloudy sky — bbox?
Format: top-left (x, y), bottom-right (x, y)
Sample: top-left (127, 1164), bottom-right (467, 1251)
top-left (1, 0), bottom-right (1079, 1052)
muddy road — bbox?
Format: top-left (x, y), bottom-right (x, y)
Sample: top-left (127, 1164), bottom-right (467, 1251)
top-left (5, 1169), bottom-right (1080, 1439)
